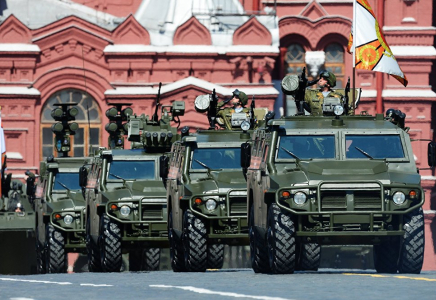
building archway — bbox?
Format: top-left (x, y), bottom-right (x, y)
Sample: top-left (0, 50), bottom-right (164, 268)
top-left (40, 89), bottom-right (101, 159)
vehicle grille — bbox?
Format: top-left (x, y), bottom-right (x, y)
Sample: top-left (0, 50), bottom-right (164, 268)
top-left (141, 205), bottom-right (164, 220)
top-left (229, 197), bottom-right (247, 216)
top-left (321, 190), bottom-right (382, 212)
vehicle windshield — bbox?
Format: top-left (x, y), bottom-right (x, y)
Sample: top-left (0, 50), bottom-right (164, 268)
top-left (191, 147), bottom-right (241, 170)
top-left (346, 135), bottom-right (404, 159)
top-left (54, 173), bottom-right (80, 190)
top-left (108, 160), bottom-right (155, 180)
top-left (277, 135), bottom-right (335, 159)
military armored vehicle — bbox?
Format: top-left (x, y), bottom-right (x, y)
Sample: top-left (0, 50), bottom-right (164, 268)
top-left (34, 103), bottom-right (91, 274)
top-left (164, 89), bottom-right (268, 272)
top-left (241, 74), bottom-right (435, 274)
top-left (0, 166), bottom-right (37, 274)
top-left (83, 98), bottom-right (184, 272)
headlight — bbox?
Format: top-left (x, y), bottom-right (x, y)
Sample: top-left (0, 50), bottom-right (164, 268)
top-left (334, 105), bottom-right (344, 116)
top-left (393, 192), bottom-right (406, 205)
top-left (63, 214), bottom-right (74, 225)
top-left (241, 121), bottom-right (250, 131)
top-left (205, 199), bottom-right (217, 211)
top-left (293, 192), bottom-right (307, 205)
top-left (120, 205), bottom-right (131, 216)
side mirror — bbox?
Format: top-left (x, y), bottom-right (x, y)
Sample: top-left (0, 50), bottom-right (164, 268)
top-left (240, 142), bottom-right (251, 169)
top-left (26, 176), bottom-right (35, 197)
top-left (428, 142), bottom-right (436, 167)
top-left (79, 166), bottom-right (88, 188)
top-left (159, 155), bottom-right (169, 179)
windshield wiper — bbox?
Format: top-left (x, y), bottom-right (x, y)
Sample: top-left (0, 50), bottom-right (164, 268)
top-left (56, 181), bottom-right (70, 191)
top-left (280, 147), bottom-right (301, 160)
top-left (109, 173), bottom-right (124, 180)
top-left (354, 147), bottom-right (374, 159)
top-left (193, 159), bottom-right (210, 170)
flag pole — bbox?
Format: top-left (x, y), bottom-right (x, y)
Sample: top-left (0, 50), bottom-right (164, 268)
top-left (376, 0), bottom-right (384, 114)
top-left (352, 0), bottom-right (356, 113)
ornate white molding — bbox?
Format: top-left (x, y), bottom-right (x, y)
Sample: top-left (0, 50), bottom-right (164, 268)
top-left (305, 51), bottom-right (325, 77)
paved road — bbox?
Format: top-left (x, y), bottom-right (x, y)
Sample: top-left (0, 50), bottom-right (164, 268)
top-left (0, 269), bottom-right (435, 300)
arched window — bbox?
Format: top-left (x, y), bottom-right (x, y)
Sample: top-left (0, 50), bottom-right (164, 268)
top-left (285, 44), bottom-right (306, 75)
top-left (325, 43), bottom-right (345, 88)
top-left (41, 89), bottom-right (101, 159)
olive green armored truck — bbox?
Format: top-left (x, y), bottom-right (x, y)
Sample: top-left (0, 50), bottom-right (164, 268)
top-left (164, 90), bottom-right (268, 272)
top-left (242, 107), bottom-right (435, 274)
top-left (83, 100), bottom-right (184, 272)
top-left (34, 156), bottom-right (90, 274)
top-left (34, 103), bottom-right (91, 274)
top-left (0, 169), bottom-right (37, 274)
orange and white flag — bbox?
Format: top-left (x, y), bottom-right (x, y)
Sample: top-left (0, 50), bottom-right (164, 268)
top-left (348, 0), bottom-right (408, 87)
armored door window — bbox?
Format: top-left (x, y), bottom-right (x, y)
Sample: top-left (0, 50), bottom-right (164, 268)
top-left (277, 135), bottom-right (336, 159)
top-left (108, 160), bottom-right (156, 180)
top-left (345, 135), bottom-right (404, 159)
top-left (191, 148), bottom-right (241, 170)
top-left (54, 173), bottom-right (81, 191)
top-left (41, 89), bottom-right (101, 160)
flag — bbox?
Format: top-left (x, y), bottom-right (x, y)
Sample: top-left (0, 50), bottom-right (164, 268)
top-left (348, 0), bottom-right (408, 87)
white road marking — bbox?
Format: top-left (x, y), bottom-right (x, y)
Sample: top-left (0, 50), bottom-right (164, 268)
top-left (80, 284), bottom-right (114, 287)
top-left (150, 285), bottom-right (294, 300)
top-left (0, 278), bottom-right (113, 287)
top-left (10, 298), bottom-right (35, 300)
top-left (0, 278), bottom-right (72, 285)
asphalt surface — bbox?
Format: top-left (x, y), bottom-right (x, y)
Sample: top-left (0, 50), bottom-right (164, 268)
top-left (0, 268), bottom-right (435, 300)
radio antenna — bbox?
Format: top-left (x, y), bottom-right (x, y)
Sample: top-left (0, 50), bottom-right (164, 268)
top-left (82, 46), bottom-right (93, 155)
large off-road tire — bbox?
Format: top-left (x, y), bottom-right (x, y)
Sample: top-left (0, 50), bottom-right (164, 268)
top-left (35, 224), bottom-right (46, 274)
top-left (398, 208), bottom-right (425, 274)
top-left (144, 248), bottom-right (160, 271)
top-left (99, 214), bottom-right (122, 272)
top-left (169, 211), bottom-right (186, 272)
top-left (207, 244), bottom-right (224, 269)
top-left (130, 248), bottom-right (161, 271)
top-left (183, 209), bottom-right (207, 272)
top-left (86, 215), bottom-right (102, 272)
top-left (373, 237), bottom-right (400, 274)
top-left (249, 205), bottom-right (270, 273)
top-left (298, 243), bottom-right (321, 271)
top-left (45, 224), bottom-right (67, 273)
top-left (267, 204), bottom-right (296, 274)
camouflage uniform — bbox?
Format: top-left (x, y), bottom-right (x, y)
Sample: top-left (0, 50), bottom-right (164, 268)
top-left (304, 89), bottom-right (350, 116)
top-left (216, 107), bottom-right (251, 130)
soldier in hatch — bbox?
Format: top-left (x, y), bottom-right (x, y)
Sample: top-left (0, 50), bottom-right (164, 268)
top-left (304, 71), bottom-right (351, 116)
top-left (216, 89), bottom-right (251, 130)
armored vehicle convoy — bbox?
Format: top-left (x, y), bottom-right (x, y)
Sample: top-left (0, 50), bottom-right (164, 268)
top-left (242, 75), bottom-right (435, 274)
top-left (34, 103), bottom-right (90, 273)
top-left (83, 99), bottom-right (184, 272)
top-left (164, 90), bottom-right (267, 272)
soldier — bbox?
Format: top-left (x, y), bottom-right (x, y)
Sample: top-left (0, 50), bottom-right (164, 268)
top-left (304, 71), bottom-right (350, 116)
top-left (216, 89), bottom-right (250, 130)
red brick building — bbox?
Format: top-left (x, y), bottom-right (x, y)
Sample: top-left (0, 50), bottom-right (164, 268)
top-left (0, 0), bottom-right (435, 269)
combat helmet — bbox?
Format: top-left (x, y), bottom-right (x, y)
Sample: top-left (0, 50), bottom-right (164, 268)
top-left (319, 70), bottom-right (336, 88)
top-left (232, 89), bottom-right (248, 106)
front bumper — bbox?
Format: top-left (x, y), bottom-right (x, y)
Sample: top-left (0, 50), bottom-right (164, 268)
top-left (105, 197), bottom-right (168, 243)
top-left (275, 180), bottom-right (423, 241)
top-left (189, 188), bottom-right (248, 240)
